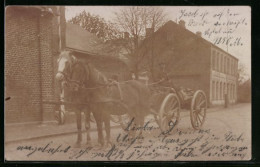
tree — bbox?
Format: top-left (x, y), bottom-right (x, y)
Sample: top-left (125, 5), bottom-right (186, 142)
top-left (68, 10), bottom-right (120, 41)
top-left (237, 63), bottom-right (251, 103)
top-left (113, 6), bottom-right (168, 79)
top-left (238, 63), bottom-right (250, 85)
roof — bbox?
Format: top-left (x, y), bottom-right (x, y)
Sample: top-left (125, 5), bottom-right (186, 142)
top-left (161, 21), bottom-right (238, 60)
top-left (66, 23), bottom-right (132, 66)
top-left (6, 6), bottom-right (57, 16)
top-left (135, 20), bottom-right (239, 76)
top-left (135, 21), bottom-right (209, 76)
top-left (65, 23), bottom-right (104, 56)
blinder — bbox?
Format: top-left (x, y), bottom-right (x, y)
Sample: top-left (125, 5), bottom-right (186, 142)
top-left (58, 53), bottom-right (89, 92)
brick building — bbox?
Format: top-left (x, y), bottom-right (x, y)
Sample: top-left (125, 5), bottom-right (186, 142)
top-left (136, 20), bottom-right (238, 106)
top-left (5, 6), bottom-right (65, 124)
top-left (5, 6), bottom-right (130, 124)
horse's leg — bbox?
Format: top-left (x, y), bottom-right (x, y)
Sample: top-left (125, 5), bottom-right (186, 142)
top-left (85, 109), bottom-right (91, 146)
top-left (104, 112), bottom-right (112, 147)
top-left (127, 114), bottom-right (136, 140)
top-left (76, 110), bottom-right (82, 145)
top-left (93, 111), bottom-right (105, 147)
top-left (138, 114), bottom-right (145, 143)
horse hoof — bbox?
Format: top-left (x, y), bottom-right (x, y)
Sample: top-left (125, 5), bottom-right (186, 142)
top-left (74, 142), bottom-right (81, 148)
top-left (92, 143), bottom-right (104, 151)
top-left (86, 142), bottom-right (92, 147)
top-left (105, 141), bottom-right (113, 148)
top-left (137, 138), bottom-right (144, 144)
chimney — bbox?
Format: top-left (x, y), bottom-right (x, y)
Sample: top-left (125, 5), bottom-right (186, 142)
top-left (123, 32), bottom-right (129, 39)
top-left (145, 28), bottom-right (154, 38)
top-left (196, 31), bottom-right (202, 37)
top-left (178, 20), bottom-right (186, 29)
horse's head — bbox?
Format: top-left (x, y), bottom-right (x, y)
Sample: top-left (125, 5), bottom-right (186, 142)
top-left (55, 51), bottom-right (76, 83)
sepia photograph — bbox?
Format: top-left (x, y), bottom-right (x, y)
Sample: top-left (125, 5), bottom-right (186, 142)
top-left (4, 6), bottom-right (251, 161)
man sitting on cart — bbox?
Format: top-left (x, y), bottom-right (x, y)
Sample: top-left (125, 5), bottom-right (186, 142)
top-left (157, 63), bottom-right (193, 101)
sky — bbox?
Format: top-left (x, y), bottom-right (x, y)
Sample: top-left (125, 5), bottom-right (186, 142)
top-left (65, 6), bottom-right (251, 76)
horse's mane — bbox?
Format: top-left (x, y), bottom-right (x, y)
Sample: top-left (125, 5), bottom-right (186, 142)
top-left (86, 63), bottom-right (108, 86)
top-left (59, 50), bottom-right (108, 87)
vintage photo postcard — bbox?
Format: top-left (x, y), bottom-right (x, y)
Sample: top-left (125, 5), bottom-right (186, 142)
top-left (5, 6), bottom-right (251, 161)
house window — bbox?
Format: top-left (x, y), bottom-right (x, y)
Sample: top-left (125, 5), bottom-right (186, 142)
top-left (218, 53), bottom-right (221, 72)
top-left (216, 81), bottom-right (219, 100)
top-left (230, 84), bottom-right (232, 100)
top-left (233, 84), bottom-right (235, 100)
top-left (221, 54), bottom-right (224, 73)
top-left (212, 51), bottom-right (216, 70)
top-left (224, 56), bottom-right (226, 73)
top-left (235, 61), bottom-right (238, 76)
top-left (234, 84), bottom-right (236, 100)
top-left (235, 61), bottom-right (237, 76)
top-left (231, 59), bottom-right (233, 75)
top-left (227, 83), bottom-right (230, 99)
top-left (223, 82), bottom-right (226, 96)
top-left (212, 81), bottom-right (215, 100)
top-left (216, 53), bottom-right (219, 71)
top-left (220, 82), bottom-right (223, 100)
top-left (233, 84), bottom-right (235, 99)
top-left (220, 54), bottom-right (222, 72)
top-left (227, 58), bottom-right (230, 74)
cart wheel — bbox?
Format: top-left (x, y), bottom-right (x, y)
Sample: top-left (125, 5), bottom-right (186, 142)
top-left (159, 93), bottom-right (180, 132)
top-left (190, 90), bottom-right (207, 130)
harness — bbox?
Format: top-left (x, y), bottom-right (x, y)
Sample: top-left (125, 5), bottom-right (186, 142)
top-left (58, 56), bottom-right (124, 101)
top-left (58, 55), bottom-right (175, 102)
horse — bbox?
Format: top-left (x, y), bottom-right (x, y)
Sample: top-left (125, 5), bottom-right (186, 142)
top-left (55, 51), bottom-right (151, 147)
top-left (55, 51), bottom-right (93, 146)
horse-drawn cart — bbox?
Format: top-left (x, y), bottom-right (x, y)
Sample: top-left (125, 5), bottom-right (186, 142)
top-left (148, 84), bottom-right (207, 132)
top-left (111, 80), bottom-right (207, 132)
top-left (46, 51), bottom-right (208, 146)
top-left (47, 80), bottom-right (207, 132)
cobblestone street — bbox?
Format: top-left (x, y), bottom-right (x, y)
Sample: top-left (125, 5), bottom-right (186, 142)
top-left (5, 103), bottom-right (251, 161)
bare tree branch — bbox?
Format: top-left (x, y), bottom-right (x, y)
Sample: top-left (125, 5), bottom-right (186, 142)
top-left (113, 6), bottom-right (168, 78)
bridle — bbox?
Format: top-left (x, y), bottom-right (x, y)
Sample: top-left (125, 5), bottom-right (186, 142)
top-left (57, 56), bottom-right (72, 82)
top-left (57, 55), bottom-right (81, 90)
top-left (57, 53), bottom-right (114, 93)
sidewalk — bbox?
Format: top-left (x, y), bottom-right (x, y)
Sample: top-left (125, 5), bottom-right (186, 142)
top-left (5, 104), bottom-right (241, 144)
top-left (5, 116), bottom-right (120, 144)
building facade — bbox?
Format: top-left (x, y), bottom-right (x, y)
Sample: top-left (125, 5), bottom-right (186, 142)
top-left (5, 6), bottom-right (64, 124)
top-left (210, 47), bottom-right (238, 105)
top-left (5, 6), bottom-right (129, 124)
top-left (136, 20), bottom-right (238, 106)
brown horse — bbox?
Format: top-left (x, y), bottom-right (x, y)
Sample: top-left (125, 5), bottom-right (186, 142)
top-left (55, 51), bottom-right (151, 147)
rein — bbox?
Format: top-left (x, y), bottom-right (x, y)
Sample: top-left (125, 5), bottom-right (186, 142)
top-left (58, 54), bottom-right (168, 91)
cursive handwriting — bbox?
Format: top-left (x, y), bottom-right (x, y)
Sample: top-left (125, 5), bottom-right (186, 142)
top-left (14, 120), bottom-right (249, 160)
top-left (177, 7), bottom-right (249, 48)
top-left (16, 141), bottom-right (71, 157)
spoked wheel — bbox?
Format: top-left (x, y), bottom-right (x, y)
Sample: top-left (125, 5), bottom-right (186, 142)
top-left (190, 90), bottom-right (207, 130)
top-left (159, 93), bottom-right (180, 132)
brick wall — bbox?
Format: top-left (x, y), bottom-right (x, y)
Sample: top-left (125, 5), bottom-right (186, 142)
top-left (5, 7), bottom-right (56, 123)
top-left (39, 15), bottom-right (56, 119)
